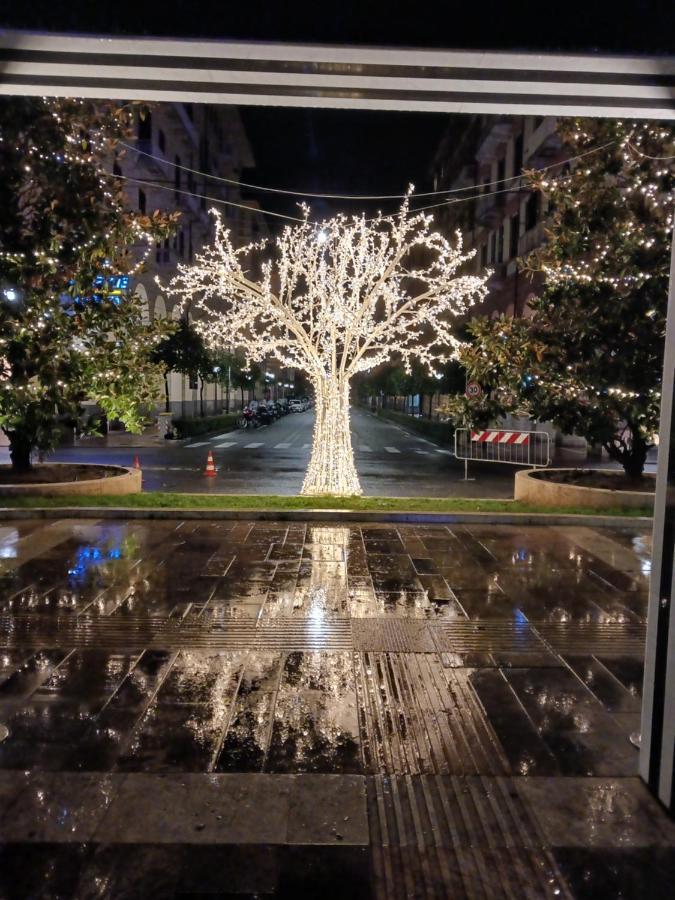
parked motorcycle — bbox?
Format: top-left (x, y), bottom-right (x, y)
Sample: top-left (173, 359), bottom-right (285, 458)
top-left (237, 406), bottom-right (259, 429)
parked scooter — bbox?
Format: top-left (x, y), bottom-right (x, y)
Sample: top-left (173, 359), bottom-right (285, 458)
top-left (237, 406), bottom-right (259, 429)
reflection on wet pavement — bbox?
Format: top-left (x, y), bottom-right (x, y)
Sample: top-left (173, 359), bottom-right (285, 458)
top-left (0, 518), bottom-right (670, 898)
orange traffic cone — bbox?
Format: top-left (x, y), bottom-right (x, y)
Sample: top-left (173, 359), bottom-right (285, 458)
top-left (204, 450), bottom-right (217, 477)
top-left (133, 454), bottom-right (141, 470)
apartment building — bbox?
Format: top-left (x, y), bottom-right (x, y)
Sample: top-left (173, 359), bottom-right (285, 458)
top-left (431, 115), bottom-right (564, 318)
top-left (115, 102), bottom-right (267, 417)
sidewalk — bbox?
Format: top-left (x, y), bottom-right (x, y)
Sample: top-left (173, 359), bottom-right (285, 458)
top-left (0, 517), bottom-right (670, 898)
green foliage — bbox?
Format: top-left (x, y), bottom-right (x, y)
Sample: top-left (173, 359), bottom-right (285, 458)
top-left (0, 493), bottom-right (652, 518)
top-left (0, 97), bottom-right (178, 470)
top-left (171, 412), bottom-right (240, 438)
top-left (460, 118), bottom-right (674, 478)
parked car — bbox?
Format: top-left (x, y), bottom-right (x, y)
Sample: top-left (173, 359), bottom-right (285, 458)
top-left (288, 399), bottom-right (304, 412)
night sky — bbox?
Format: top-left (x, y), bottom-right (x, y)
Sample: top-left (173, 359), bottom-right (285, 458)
top-left (237, 106), bottom-right (449, 226)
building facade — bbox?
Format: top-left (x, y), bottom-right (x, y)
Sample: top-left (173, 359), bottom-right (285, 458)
top-left (431, 114), bottom-right (564, 319)
top-left (116, 102), bottom-right (267, 418)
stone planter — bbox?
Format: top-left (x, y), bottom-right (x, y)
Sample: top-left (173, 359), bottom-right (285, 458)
top-left (0, 464), bottom-right (141, 497)
top-left (514, 468), bottom-right (655, 509)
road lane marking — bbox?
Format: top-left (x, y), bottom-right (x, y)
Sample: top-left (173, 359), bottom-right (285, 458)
top-left (359, 445), bottom-right (373, 452)
top-left (435, 448), bottom-right (452, 455)
top-left (384, 446), bottom-right (400, 453)
top-left (415, 449), bottom-right (431, 455)
top-left (244, 442), bottom-right (264, 449)
top-left (274, 442), bottom-right (291, 449)
top-left (302, 443), bottom-right (311, 448)
top-left (214, 442), bottom-right (237, 449)
top-left (187, 442), bottom-right (210, 448)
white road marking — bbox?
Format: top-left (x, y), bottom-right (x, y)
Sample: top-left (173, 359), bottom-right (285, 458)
top-left (214, 442), bottom-right (237, 449)
top-left (302, 443), bottom-right (311, 448)
top-left (209, 432), bottom-right (236, 440)
top-left (274, 442), bottom-right (291, 449)
top-left (435, 448), bottom-right (452, 455)
top-left (359, 444), bottom-right (372, 452)
top-left (384, 446), bottom-right (401, 454)
top-left (187, 442), bottom-right (210, 448)
top-left (244, 442), bottom-right (264, 449)
top-left (415, 449), bottom-right (431, 455)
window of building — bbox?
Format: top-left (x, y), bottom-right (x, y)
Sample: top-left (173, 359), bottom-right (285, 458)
top-left (497, 225), bottom-right (504, 263)
top-left (158, 129), bottom-right (166, 153)
top-left (510, 213), bottom-right (520, 259)
top-left (525, 191), bottom-right (539, 231)
top-left (174, 156), bottom-right (181, 204)
top-left (497, 156), bottom-right (506, 187)
top-left (489, 231), bottom-right (497, 264)
top-left (513, 132), bottom-right (524, 177)
top-left (137, 111), bottom-right (151, 144)
top-left (138, 189), bottom-right (146, 213)
top-left (184, 103), bottom-right (194, 120)
top-left (112, 160), bottom-right (121, 177)
top-left (534, 116), bottom-right (545, 130)
top-left (480, 243), bottom-right (488, 268)
top-left (179, 231), bottom-right (185, 258)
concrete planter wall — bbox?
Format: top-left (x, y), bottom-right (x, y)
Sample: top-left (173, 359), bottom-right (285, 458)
top-left (0, 465), bottom-right (141, 496)
top-left (514, 468), bottom-right (655, 509)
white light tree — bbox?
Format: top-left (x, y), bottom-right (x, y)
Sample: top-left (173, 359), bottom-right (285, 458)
top-left (164, 199), bottom-right (488, 495)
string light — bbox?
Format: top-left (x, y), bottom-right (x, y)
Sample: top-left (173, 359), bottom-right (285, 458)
top-left (163, 198), bottom-right (488, 496)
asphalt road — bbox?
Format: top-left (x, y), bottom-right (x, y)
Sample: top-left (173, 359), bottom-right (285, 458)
top-left (6, 407), bottom-right (519, 497)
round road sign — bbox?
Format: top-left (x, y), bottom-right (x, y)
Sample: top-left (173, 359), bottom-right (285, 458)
top-left (465, 381), bottom-right (483, 399)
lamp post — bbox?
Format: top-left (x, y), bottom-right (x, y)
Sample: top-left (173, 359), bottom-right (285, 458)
top-left (212, 365), bottom-right (221, 411)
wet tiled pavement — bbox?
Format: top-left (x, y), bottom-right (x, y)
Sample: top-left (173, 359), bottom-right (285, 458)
top-left (0, 518), bottom-right (671, 898)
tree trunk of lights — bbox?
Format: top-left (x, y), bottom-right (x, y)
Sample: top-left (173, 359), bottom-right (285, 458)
top-left (301, 377), bottom-right (361, 496)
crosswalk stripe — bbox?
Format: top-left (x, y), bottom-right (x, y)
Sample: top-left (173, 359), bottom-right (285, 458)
top-left (214, 442), bottom-right (237, 449)
top-left (359, 444), bottom-right (372, 452)
top-left (302, 443), bottom-right (311, 449)
top-left (209, 432), bottom-right (236, 440)
top-left (415, 449), bottom-right (431, 455)
top-left (274, 442), bottom-right (291, 449)
top-left (187, 442), bottom-right (210, 448)
top-left (384, 446), bottom-right (400, 454)
top-left (435, 448), bottom-right (452, 455)
top-left (244, 442), bottom-right (264, 449)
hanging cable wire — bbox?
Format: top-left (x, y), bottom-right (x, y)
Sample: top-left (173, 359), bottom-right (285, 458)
top-left (110, 172), bottom-right (306, 224)
top-left (118, 139), bottom-right (617, 202)
top-left (626, 142), bottom-right (675, 161)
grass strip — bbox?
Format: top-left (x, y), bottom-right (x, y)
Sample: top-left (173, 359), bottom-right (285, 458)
top-left (0, 492), bottom-right (652, 517)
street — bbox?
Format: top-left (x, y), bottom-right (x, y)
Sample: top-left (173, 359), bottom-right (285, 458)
top-left (6, 407), bottom-right (520, 497)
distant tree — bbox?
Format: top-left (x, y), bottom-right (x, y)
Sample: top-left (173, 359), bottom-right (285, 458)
top-left (151, 316), bottom-right (206, 412)
top-left (460, 118), bottom-right (674, 479)
top-left (0, 97), bottom-right (177, 471)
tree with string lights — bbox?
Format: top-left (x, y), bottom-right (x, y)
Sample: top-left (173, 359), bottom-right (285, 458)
top-left (164, 198), bottom-right (488, 495)
top-left (0, 97), bottom-right (177, 472)
top-left (460, 118), bottom-right (674, 480)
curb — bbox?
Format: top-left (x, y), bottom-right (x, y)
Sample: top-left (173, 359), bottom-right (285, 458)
top-left (0, 506), bottom-right (652, 528)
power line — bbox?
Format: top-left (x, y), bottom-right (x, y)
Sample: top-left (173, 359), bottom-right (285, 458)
top-left (111, 172), bottom-right (306, 224)
top-left (118, 139), bottom-right (617, 203)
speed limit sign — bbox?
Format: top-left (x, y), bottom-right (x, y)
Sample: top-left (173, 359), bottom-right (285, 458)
top-left (465, 381), bottom-right (483, 399)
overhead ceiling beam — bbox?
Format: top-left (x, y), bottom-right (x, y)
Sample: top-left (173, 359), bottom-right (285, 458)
top-left (1, 30), bottom-right (674, 118)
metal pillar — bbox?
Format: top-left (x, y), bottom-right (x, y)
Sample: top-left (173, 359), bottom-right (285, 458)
top-left (640, 225), bottom-right (675, 812)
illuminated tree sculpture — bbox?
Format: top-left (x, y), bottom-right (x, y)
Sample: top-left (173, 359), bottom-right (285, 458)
top-left (164, 199), bottom-right (488, 495)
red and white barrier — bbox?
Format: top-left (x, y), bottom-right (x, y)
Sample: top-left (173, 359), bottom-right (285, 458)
top-left (455, 427), bottom-right (550, 474)
top-left (471, 430), bottom-right (530, 445)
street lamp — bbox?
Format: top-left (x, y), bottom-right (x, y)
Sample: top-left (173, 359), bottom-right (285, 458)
top-left (212, 365), bottom-right (221, 409)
